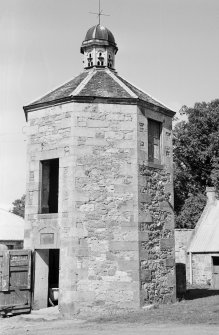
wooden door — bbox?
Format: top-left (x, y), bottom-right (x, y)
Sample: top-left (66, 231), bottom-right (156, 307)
top-left (0, 250), bottom-right (32, 315)
top-left (212, 257), bottom-right (219, 289)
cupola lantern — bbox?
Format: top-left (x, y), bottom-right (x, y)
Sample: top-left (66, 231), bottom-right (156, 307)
top-left (80, 24), bottom-right (118, 70)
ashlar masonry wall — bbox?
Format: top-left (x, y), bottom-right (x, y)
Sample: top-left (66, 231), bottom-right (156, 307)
top-left (24, 100), bottom-right (175, 314)
top-left (25, 102), bottom-right (140, 314)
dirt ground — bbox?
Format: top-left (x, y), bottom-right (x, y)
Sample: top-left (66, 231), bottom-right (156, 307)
top-left (1, 319), bottom-right (219, 335)
top-left (1, 291), bottom-right (219, 335)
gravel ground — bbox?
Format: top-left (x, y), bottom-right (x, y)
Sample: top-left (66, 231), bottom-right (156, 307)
top-left (1, 291), bottom-right (219, 335)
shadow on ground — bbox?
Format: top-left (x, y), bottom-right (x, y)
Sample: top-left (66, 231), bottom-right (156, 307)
top-left (185, 289), bottom-right (219, 300)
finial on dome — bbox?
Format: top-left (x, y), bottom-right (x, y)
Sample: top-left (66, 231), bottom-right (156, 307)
top-left (89, 0), bottom-right (110, 25)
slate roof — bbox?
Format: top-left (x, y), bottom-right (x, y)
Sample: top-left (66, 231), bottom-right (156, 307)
top-left (188, 193), bottom-right (219, 253)
top-left (25, 68), bottom-right (173, 113)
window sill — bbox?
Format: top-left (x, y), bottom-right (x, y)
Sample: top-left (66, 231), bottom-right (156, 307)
top-left (147, 162), bottom-right (164, 169)
top-left (38, 213), bottom-right (59, 219)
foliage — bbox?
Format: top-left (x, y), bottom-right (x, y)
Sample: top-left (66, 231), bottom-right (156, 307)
top-left (174, 193), bottom-right (206, 229)
top-left (11, 194), bottom-right (25, 218)
top-left (174, 99), bottom-right (219, 228)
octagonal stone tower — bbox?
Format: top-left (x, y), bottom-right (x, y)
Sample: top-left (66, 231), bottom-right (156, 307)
top-left (24, 24), bottom-right (176, 315)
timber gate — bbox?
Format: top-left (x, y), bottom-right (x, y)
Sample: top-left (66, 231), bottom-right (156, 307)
top-left (0, 250), bottom-right (32, 315)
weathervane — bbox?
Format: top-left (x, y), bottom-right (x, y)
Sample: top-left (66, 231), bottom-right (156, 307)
top-left (89, 0), bottom-right (110, 25)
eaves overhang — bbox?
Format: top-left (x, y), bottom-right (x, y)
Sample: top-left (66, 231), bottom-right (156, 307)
top-left (23, 96), bottom-right (175, 121)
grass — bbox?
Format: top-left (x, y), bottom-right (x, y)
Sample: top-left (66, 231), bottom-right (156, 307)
top-left (88, 290), bottom-right (219, 325)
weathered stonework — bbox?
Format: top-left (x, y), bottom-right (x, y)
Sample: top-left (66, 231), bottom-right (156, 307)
top-left (24, 22), bottom-right (176, 314)
top-left (25, 103), bottom-right (139, 313)
top-left (175, 229), bottom-right (193, 285)
top-left (191, 254), bottom-right (212, 287)
top-left (24, 99), bottom-right (175, 314)
top-left (137, 106), bottom-right (175, 305)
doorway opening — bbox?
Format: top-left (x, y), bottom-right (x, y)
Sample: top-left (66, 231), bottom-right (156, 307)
top-left (34, 249), bottom-right (60, 309)
top-left (48, 249), bottom-right (60, 306)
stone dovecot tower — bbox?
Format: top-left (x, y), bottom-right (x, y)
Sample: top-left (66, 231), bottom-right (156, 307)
top-left (23, 24), bottom-right (175, 315)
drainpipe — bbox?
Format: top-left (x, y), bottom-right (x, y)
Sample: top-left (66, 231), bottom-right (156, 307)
top-left (189, 252), bottom-right (192, 285)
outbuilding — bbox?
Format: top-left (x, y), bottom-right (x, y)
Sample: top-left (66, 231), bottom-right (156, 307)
top-left (0, 209), bottom-right (24, 250)
top-left (188, 187), bottom-right (219, 289)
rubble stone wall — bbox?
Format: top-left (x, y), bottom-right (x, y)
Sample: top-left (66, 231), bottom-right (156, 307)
top-left (137, 106), bottom-right (175, 304)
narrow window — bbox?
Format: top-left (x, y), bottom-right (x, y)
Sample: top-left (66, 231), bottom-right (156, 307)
top-left (99, 52), bottom-right (102, 56)
top-left (91, 62), bottom-right (93, 66)
top-left (41, 159), bottom-right (59, 213)
top-left (97, 61), bottom-right (100, 66)
top-left (148, 119), bottom-right (161, 164)
top-left (101, 61), bottom-right (104, 66)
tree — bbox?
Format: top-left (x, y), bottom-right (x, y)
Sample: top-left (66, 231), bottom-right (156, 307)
top-left (174, 99), bottom-right (219, 228)
top-left (11, 194), bottom-right (25, 218)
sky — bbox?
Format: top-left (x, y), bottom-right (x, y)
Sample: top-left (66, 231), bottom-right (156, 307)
top-left (1, 0), bottom-right (219, 210)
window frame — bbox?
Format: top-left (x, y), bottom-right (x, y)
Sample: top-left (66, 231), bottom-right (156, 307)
top-left (147, 118), bottom-right (162, 165)
top-left (39, 158), bottom-right (59, 214)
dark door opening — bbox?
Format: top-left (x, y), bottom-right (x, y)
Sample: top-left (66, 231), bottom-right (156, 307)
top-left (212, 257), bottom-right (219, 289)
top-left (34, 249), bottom-right (60, 309)
top-left (48, 249), bottom-right (60, 306)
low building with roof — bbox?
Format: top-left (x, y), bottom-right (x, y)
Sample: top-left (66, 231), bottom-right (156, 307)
top-left (187, 187), bottom-right (219, 289)
top-left (0, 209), bottom-right (24, 250)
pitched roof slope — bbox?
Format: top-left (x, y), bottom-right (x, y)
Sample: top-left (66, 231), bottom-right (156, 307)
top-left (115, 73), bottom-right (168, 109)
top-left (78, 70), bottom-right (132, 98)
top-left (188, 199), bottom-right (219, 253)
top-left (26, 68), bottom-right (172, 113)
top-left (31, 71), bottom-right (88, 105)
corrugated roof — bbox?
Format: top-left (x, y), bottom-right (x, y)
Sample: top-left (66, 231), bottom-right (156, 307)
top-left (25, 68), bottom-right (173, 113)
top-left (188, 200), bottom-right (219, 253)
top-left (0, 209), bottom-right (24, 241)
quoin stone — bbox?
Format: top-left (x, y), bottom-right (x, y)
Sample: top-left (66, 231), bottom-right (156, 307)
top-left (23, 23), bottom-right (176, 315)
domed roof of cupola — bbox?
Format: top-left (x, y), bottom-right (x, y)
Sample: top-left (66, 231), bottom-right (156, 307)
top-left (85, 24), bottom-right (116, 44)
top-left (81, 24), bottom-right (118, 54)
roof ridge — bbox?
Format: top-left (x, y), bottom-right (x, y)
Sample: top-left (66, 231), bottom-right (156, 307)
top-left (116, 73), bottom-right (172, 111)
top-left (105, 69), bottom-right (138, 99)
top-left (71, 69), bottom-right (96, 96)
